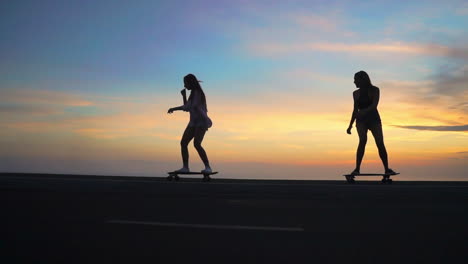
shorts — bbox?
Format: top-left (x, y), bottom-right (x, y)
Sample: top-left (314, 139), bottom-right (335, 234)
top-left (356, 120), bottom-right (382, 132)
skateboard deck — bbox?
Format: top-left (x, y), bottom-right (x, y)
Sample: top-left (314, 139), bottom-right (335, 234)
top-left (167, 171), bottom-right (218, 182)
top-left (343, 172), bottom-right (400, 184)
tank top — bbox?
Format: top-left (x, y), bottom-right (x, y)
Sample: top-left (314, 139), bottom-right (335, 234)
top-left (356, 87), bottom-right (381, 125)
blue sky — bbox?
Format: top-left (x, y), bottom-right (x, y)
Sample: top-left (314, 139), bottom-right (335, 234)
top-left (2, 0), bottom-right (466, 89)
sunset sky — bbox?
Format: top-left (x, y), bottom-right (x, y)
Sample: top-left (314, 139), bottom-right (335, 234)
top-left (1, 0), bottom-right (467, 180)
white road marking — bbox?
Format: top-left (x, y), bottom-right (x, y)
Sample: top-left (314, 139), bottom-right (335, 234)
top-left (107, 219), bottom-right (304, 232)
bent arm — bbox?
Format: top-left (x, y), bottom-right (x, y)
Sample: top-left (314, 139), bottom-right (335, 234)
top-left (181, 93), bottom-right (194, 112)
top-left (183, 90), bottom-right (203, 112)
top-left (181, 90), bottom-right (187, 105)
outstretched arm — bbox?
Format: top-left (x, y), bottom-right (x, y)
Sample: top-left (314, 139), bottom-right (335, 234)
top-left (167, 105), bottom-right (184, 114)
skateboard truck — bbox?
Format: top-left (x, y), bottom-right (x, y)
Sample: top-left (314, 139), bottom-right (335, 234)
top-left (167, 171), bottom-right (219, 182)
top-left (343, 173), bottom-right (400, 184)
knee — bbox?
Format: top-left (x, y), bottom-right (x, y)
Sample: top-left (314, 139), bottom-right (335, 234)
top-left (358, 138), bottom-right (367, 146)
top-left (193, 141), bottom-right (202, 150)
top-left (376, 141), bottom-right (386, 150)
top-left (180, 140), bottom-right (189, 148)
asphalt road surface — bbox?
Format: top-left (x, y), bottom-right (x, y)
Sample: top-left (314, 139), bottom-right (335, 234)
top-left (2, 173), bottom-right (468, 263)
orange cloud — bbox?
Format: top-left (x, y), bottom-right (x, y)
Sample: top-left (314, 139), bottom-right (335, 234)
top-left (1, 84), bottom-right (466, 171)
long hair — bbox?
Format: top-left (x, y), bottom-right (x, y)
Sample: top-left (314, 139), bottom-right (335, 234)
top-left (184, 73), bottom-right (208, 111)
top-left (354, 71), bottom-right (373, 88)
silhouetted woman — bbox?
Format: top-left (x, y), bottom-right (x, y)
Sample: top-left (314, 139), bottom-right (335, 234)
top-left (168, 74), bottom-right (213, 173)
top-left (347, 71), bottom-right (396, 175)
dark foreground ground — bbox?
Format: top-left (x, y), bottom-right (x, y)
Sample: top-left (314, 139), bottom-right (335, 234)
top-left (1, 173), bottom-right (468, 263)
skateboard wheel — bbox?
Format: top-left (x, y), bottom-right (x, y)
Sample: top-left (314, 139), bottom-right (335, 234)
top-left (387, 179), bottom-right (393, 184)
top-left (174, 175), bottom-right (180, 181)
top-left (345, 177), bottom-right (355, 183)
top-left (202, 175), bottom-right (211, 182)
top-left (167, 175), bottom-right (173, 181)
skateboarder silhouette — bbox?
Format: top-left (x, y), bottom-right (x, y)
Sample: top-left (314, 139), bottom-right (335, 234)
top-left (346, 71), bottom-right (397, 176)
top-left (167, 74), bottom-right (213, 174)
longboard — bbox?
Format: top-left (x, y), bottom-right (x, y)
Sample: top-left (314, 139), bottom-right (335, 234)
top-left (342, 173), bottom-right (400, 184)
top-left (167, 171), bottom-right (218, 182)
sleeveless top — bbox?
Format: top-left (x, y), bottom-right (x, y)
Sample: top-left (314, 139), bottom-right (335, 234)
top-left (182, 89), bottom-right (213, 129)
top-left (356, 86), bottom-right (381, 125)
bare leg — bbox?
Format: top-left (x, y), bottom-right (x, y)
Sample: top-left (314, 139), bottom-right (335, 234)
top-left (180, 126), bottom-right (195, 169)
top-left (355, 122), bottom-right (368, 173)
top-left (193, 127), bottom-right (210, 169)
top-left (370, 122), bottom-right (389, 171)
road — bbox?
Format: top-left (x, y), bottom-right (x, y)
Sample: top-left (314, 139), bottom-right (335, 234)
top-left (2, 173), bottom-right (467, 263)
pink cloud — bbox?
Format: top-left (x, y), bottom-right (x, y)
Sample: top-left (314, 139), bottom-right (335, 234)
top-left (455, 4), bottom-right (468, 15)
top-left (293, 14), bottom-right (338, 31)
top-left (290, 12), bottom-right (356, 37)
top-left (250, 41), bottom-right (467, 58)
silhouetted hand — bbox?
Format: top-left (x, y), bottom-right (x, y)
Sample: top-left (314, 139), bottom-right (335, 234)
top-left (180, 89), bottom-right (186, 97)
top-left (167, 108), bottom-right (174, 114)
top-left (347, 126), bottom-right (352, 134)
